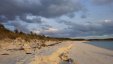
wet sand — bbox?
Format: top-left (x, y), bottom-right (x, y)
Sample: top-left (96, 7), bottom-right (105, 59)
top-left (0, 41), bottom-right (113, 64)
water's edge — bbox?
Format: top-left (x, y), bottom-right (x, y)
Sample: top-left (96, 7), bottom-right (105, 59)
top-left (86, 41), bottom-right (113, 51)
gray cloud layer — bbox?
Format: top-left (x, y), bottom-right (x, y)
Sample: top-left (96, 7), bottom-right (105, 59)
top-left (56, 20), bottom-right (113, 37)
top-left (0, 0), bottom-right (113, 37)
top-left (92, 0), bottom-right (113, 5)
top-left (0, 0), bottom-right (84, 20)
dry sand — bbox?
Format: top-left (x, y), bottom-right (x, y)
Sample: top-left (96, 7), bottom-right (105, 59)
top-left (0, 41), bottom-right (113, 64)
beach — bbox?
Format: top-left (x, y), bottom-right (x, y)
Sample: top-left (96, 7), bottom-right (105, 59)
top-left (0, 41), bottom-right (113, 64)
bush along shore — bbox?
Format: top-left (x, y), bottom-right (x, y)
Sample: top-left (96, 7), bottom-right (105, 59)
top-left (0, 23), bottom-right (78, 64)
top-left (0, 23), bottom-right (63, 54)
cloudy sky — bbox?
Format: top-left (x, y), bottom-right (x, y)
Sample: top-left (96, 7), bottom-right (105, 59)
top-left (0, 0), bottom-right (113, 38)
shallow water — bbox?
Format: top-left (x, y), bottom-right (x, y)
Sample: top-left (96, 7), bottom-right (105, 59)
top-left (86, 41), bottom-right (113, 51)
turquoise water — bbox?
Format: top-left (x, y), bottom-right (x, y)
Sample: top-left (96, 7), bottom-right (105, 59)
top-left (87, 41), bottom-right (113, 51)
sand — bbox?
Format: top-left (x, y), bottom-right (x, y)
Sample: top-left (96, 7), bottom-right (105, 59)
top-left (0, 41), bottom-right (113, 64)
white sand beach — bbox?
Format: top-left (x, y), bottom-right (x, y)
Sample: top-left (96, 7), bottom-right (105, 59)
top-left (0, 41), bottom-right (113, 64)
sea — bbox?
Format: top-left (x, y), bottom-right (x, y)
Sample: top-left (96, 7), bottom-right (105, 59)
top-left (86, 41), bottom-right (113, 51)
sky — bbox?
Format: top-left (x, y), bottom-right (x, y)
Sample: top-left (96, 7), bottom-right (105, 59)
top-left (0, 0), bottom-right (113, 38)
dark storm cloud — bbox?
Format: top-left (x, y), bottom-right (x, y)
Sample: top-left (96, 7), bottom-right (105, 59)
top-left (56, 20), bottom-right (113, 37)
top-left (6, 16), bottom-right (53, 33)
top-left (0, 0), bottom-right (86, 34)
top-left (92, 0), bottom-right (113, 5)
top-left (1, 0), bottom-right (112, 38)
top-left (0, 0), bottom-right (84, 21)
top-left (0, 0), bottom-right (88, 35)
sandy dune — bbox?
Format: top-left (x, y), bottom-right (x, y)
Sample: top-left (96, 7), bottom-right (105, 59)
top-left (0, 41), bottom-right (113, 64)
top-left (29, 44), bottom-right (74, 64)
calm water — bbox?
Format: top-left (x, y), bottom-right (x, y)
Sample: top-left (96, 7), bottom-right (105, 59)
top-left (87, 41), bottom-right (113, 51)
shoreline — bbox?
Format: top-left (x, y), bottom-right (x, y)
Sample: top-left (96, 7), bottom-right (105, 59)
top-left (0, 41), bottom-right (113, 64)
